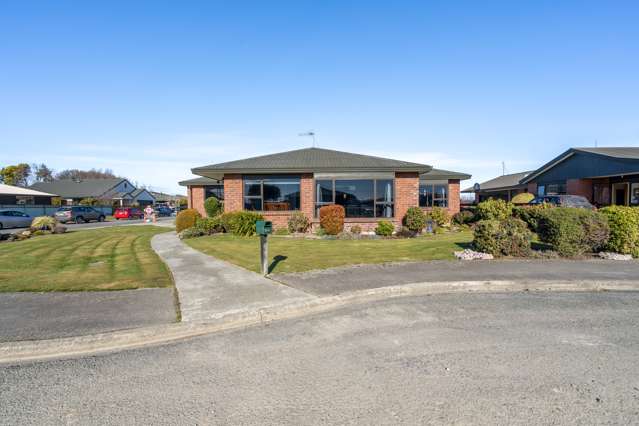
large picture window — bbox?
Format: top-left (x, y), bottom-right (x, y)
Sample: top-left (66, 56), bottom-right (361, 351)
top-left (315, 178), bottom-right (394, 218)
top-left (419, 182), bottom-right (448, 208)
top-left (243, 176), bottom-right (301, 211)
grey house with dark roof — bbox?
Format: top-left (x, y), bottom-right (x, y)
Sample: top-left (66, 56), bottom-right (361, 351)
top-left (182, 147), bottom-right (471, 231)
top-left (521, 147), bottom-right (639, 206)
top-left (462, 171), bottom-right (533, 202)
top-left (31, 178), bottom-right (152, 206)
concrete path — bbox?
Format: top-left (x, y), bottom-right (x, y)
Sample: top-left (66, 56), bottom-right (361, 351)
top-left (151, 232), bottom-right (313, 323)
top-left (273, 259), bottom-right (639, 296)
top-left (0, 289), bottom-right (176, 342)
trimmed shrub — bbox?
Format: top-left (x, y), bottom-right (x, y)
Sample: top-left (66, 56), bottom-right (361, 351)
top-left (473, 218), bottom-right (532, 257)
top-left (452, 210), bottom-right (475, 225)
top-left (287, 211), bottom-right (310, 233)
top-left (513, 204), bottom-right (552, 232)
top-left (204, 197), bottom-right (223, 217)
top-left (427, 206), bottom-right (451, 227)
top-left (599, 206), bottom-right (639, 257)
top-left (537, 208), bottom-right (610, 257)
top-left (375, 220), bottom-right (395, 236)
top-left (195, 217), bottom-right (223, 235)
top-left (403, 206), bottom-right (426, 232)
top-left (511, 192), bottom-right (535, 205)
top-left (175, 208), bottom-right (201, 233)
top-left (350, 225), bottom-right (362, 235)
top-left (219, 211), bottom-right (264, 236)
top-left (31, 216), bottom-right (57, 231)
top-left (178, 227), bottom-right (206, 239)
top-left (319, 205), bottom-right (345, 235)
top-left (476, 199), bottom-right (513, 221)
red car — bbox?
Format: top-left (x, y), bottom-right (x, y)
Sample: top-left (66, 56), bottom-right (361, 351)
top-left (114, 207), bottom-right (144, 220)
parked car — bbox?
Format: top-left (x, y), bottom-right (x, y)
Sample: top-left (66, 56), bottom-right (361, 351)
top-left (55, 206), bottom-right (106, 224)
top-left (154, 206), bottom-right (173, 217)
top-left (0, 210), bottom-right (32, 229)
top-left (529, 195), bottom-right (594, 209)
top-left (114, 207), bottom-right (144, 220)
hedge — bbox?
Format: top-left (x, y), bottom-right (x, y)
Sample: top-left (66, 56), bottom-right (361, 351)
top-left (537, 208), bottom-right (609, 257)
top-left (476, 199), bottom-right (513, 221)
top-left (473, 217), bottom-right (532, 257)
top-left (599, 206), bottom-right (639, 257)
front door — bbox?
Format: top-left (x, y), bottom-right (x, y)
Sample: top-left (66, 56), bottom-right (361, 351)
top-left (612, 183), bottom-right (628, 206)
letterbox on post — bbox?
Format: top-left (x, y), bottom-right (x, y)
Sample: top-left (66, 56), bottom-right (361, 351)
top-left (256, 220), bottom-right (272, 275)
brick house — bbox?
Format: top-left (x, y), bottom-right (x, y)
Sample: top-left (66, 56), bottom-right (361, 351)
top-left (181, 147), bottom-right (470, 231)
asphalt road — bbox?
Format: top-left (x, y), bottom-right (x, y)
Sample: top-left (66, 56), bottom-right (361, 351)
top-left (0, 289), bottom-right (177, 342)
top-left (0, 216), bottom-right (174, 234)
top-left (1, 292), bottom-right (638, 425)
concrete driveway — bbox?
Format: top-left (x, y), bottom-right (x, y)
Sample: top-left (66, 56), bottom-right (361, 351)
top-left (0, 216), bottom-right (174, 234)
top-left (1, 292), bottom-right (638, 424)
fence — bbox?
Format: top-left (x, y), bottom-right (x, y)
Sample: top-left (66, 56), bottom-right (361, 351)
top-left (0, 205), bottom-right (113, 217)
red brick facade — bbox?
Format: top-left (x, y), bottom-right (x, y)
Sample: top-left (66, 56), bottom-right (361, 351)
top-left (187, 172), bottom-right (463, 231)
top-left (567, 178), bottom-right (593, 201)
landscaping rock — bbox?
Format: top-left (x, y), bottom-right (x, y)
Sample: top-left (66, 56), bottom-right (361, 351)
top-left (454, 249), bottom-right (494, 260)
top-left (598, 252), bottom-right (633, 261)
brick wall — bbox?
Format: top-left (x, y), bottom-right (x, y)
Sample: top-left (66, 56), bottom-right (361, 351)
top-left (223, 174), bottom-right (243, 213)
top-left (189, 186), bottom-right (206, 217)
top-left (567, 178), bottom-right (593, 201)
top-left (394, 172), bottom-right (419, 226)
top-left (447, 179), bottom-right (461, 215)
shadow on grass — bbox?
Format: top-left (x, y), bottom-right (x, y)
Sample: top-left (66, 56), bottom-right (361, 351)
top-left (455, 241), bottom-right (473, 250)
top-left (268, 255), bottom-right (288, 274)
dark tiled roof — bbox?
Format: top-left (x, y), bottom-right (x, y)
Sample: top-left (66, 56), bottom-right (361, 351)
top-left (192, 147), bottom-right (432, 175)
top-left (178, 176), bottom-right (222, 186)
top-left (421, 168), bottom-right (471, 181)
top-left (574, 147), bottom-right (639, 159)
top-left (31, 178), bottom-right (126, 198)
top-left (462, 171), bottom-right (532, 193)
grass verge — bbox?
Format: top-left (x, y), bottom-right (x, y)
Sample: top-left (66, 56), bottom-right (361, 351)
top-left (0, 226), bottom-right (173, 292)
top-left (185, 231), bottom-right (473, 274)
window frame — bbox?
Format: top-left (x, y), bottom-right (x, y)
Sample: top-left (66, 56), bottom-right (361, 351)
top-left (242, 175), bottom-right (302, 212)
top-left (314, 178), bottom-right (395, 219)
top-left (419, 181), bottom-right (449, 208)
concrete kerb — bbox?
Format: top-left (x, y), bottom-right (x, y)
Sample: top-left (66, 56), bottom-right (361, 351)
top-left (2, 279), bottom-right (639, 365)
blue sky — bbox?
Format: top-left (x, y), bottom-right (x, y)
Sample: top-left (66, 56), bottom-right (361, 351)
top-left (2, 1), bottom-right (638, 194)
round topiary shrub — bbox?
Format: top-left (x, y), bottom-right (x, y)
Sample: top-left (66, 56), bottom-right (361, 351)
top-left (375, 220), bottom-right (395, 236)
top-left (287, 211), bottom-right (310, 233)
top-left (319, 205), bottom-right (345, 235)
top-left (403, 206), bottom-right (426, 232)
top-left (427, 206), bottom-right (451, 227)
top-left (473, 217), bottom-right (532, 257)
top-left (476, 199), bottom-right (513, 221)
top-left (510, 192), bottom-right (535, 205)
top-left (176, 208), bottom-right (201, 233)
top-left (204, 197), bottom-right (223, 217)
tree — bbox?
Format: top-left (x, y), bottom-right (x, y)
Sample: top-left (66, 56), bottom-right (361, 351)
top-left (0, 163), bottom-right (31, 186)
top-left (55, 168), bottom-right (118, 180)
top-left (32, 163), bottom-right (54, 182)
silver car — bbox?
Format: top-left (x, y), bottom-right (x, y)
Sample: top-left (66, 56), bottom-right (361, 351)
top-left (54, 206), bottom-right (105, 224)
top-left (0, 210), bottom-right (32, 229)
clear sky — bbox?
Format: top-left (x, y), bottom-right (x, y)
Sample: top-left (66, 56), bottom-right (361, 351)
top-left (2, 1), bottom-right (638, 194)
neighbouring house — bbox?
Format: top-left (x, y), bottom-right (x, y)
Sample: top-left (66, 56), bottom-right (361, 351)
top-left (129, 188), bottom-right (157, 207)
top-left (0, 183), bottom-right (57, 205)
top-left (462, 171), bottom-right (533, 203)
top-left (521, 147), bottom-right (639, 206)
top-left (183, 147), bottom-right (470, 231)
top-left (150, 191), bottom-right (187, 208)
top-left (31, 178), bottom-right (143, 206)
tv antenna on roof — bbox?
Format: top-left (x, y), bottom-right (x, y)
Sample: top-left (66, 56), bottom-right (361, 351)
top-left (299, 131), bottom-right (316, 148)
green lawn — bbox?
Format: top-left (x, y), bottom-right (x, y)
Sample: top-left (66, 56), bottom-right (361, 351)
top-left (0, 226), bottom-right (173, 292)
top-left (185, 231), bottom-right (473, 274)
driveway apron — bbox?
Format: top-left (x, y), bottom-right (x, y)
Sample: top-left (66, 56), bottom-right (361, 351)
top-left (151, 232), bottom-right (313, 322)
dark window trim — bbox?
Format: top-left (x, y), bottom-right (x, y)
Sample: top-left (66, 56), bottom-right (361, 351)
top-left (242, 175), bottom-right (301, 212)
top-left (314, 178), bottom-right (395, 218)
